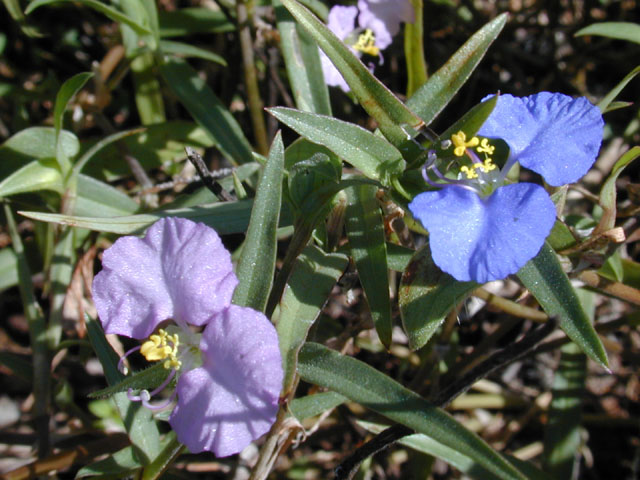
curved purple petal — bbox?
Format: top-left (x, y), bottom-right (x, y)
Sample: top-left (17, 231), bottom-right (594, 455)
top-left (328, 5), bottom-right (358, 40)
top-left (322, 5), bottom-right (358, 92)
top-left (478, 92), bottom-right (603, 186)
top-left (170, 305), bottom-right (283, 456)
top-left (408, 184), bottom-right (557, 283)
top-left (357, 0), bottom-right (414, 50)
top-left (92, 217), bottom-right (237, 338)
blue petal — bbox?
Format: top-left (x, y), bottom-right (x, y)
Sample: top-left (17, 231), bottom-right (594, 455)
top-left (478, 92), bottom-right (603, 186)
top-left (408, 184), bottom-right (557, 283)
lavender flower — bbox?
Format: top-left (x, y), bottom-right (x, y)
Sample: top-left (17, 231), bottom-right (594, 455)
top-left (408, 92), bottom-right (604, 283)
top-left (92, 217), bottom-right (283, 456)
top-left (322, 1), bottom-right (414, 91)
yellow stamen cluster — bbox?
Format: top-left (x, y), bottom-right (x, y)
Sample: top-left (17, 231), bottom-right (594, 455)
top-left (353, 29), bottom-right (380, 56)
top-left (449, 131), bottom-right (497, 180)
top-left (460, 159), bottom-right (497, 179)
top-left (140, 329), bottom-right (181, 370)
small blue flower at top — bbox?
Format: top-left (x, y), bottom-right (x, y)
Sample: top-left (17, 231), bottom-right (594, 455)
top-left (408, 92), bottom-right (604, 283)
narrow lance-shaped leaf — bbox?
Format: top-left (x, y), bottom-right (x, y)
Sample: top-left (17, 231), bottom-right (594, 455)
top-left (85, 315), bottom-right (162, 463)
top-left (543, 288), bottom-right (593, 478)
top-left (277, 245), bottom-right (348, 395)
top-left (575, 21), bottom-right (640, 44)
top-left (160, 58), bottom-right (254, 165)
top-left (280, 0), bottom-right (423, 148)
top-left (517, 242), bottom-right (608, 368)
top-left (269, 107), bottom-right (405, 185)
top-left (399, 244), bottom-right (477, 350)
top-left (233, 132), bottom-right (285, 312)
top-left (593, 146), bottom-right (640, 235)
top-left (26, 0), bottom-right (152, 35)
top-left (274, 0), bottom-right (331, 115)
top-left (298, 343), bottom-right (527, 480)
top-left (53, 72), bottom-right (93, 174)
top-left (19, 198), bottom-right (291, 235)
top-left (407, 13), bottom-right (507, 125)
top-left (346, 184), bottom-right (392, 348)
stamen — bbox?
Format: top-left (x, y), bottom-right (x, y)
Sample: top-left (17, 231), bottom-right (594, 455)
top-left (477, 138), bottom-right (495, 155)
top-left (117, 345), bottom-right (141, 375)
top-left (451, 131), bottom-right (479, 157)
top-left (126, 368), bottom-right (177, 411)
top-left (140, 329), bottom-right (181, 370)
top-left (353, 29), bottom-right (380, 56)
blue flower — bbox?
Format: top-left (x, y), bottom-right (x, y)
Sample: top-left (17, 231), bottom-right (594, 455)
top-left (408, 92), bottom-right (604, 283)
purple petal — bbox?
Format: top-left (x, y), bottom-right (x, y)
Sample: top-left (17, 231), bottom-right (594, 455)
top-left (408, 184), bottom-right (557, 283)
top-left (321, 51), bottom-right (351, 92)
top-left (357, 0), bottom-right (414, 50)
top-left (327, 5), bottom-right (358, 40)
top-left (169, 305), bottom-right (283, 456)
top-left (478, 92), bottom-right (603, 186)
top-left (322, 5), bottom-right (358, 92)
top-left (92, 217), bottom-right (237, 339)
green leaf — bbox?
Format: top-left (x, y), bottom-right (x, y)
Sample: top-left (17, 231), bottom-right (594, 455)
top-left (19, 199), bottom-right (292, 235)
top-left (75, 175), bottom-right (140, 217)
top-left (595, 146), bottom-right (640, 233)
top-left (288, 151), bottom-right (341, 214)
top-left (89, 362), bottom-right (171, 399)
top-left (26, 0), bottom-right (152, 35)
top-left (274, 0), bottom-right (331, 115)
top-left (160, 58), bottom-right (254, 165)
top-left (597, 66), bottom-right (640, 113)
top-left (233, 133), bottom-right (285, 312)
top-left (298, 343), bottom-right (527, 480)
top-left (280, 0), bottom-right (423, 148)
top-left (159, 40), bottom-right (226, 66)
top-left (399, 244), bottom-right (477, 350)
top-left (53, 72), bottom-right (93, 173)
top-left (269, 107), bottom-right (405, 185)
top-left (359, 421), bottom-right (548, 480)
top-left (543, 289), bottom-right (592, 479)
top-left (0, 351), bottom-right (32, 383)
top-left (289, 391), bottom-right (347, 420)
top-left (0, 127), bottom-right (79, 183)
top-left (346, 184), bottom-right (392, 347)
top-left (158, 7), bottom-right (234, 37)
top-left (0, 247), bottom-right (18, 292)
top-left (76, 444), bottom-right (142, 478)
top-left (0, 158), bottom-right (63, 197)
top-left (517, 243), bottom-right (608, 368)
top-left (575, 21), bottom-right (640, 44)
top-left (407, 13), bottom-right (507, 125)
top-left (386, 243), bottom-right (414, 272)
top-left (277, 245), bottom-right (348, 394)
top-left (85, 316), bottom-right (162, 463)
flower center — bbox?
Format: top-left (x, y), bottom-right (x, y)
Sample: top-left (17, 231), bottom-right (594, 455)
top-left (353, 29), bottom-right (380, 56)
top-left (140, 328), bottom-right (182, 370)
top-left (420, 130), bottom-right (502, 197)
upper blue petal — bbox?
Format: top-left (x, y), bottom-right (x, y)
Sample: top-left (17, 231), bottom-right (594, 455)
top-left (408, 183), bottom-right (557, 283)
top-left (478, 92), bottom-right (603, 186)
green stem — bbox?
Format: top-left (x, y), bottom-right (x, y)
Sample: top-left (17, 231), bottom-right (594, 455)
top-left (404, 0), bottom-right (427, 96)
top-left (237, 0), bottom-right (270, 155)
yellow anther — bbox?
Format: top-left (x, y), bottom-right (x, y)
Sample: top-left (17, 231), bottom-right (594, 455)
top-left (140, 329), bottom-right (181, 370)
top-left (451, 131), bottom-right (480, 157)
top-left (476, 138), bottom-right (495, 155)
top-left (353, 29), bottom-right (380, 56)
top-left (460, 165), bottom-right (478, 179)
top-left (482, 158), bottom-right (496, 172)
